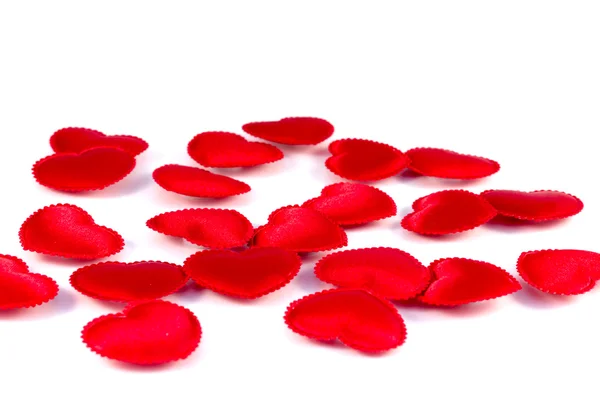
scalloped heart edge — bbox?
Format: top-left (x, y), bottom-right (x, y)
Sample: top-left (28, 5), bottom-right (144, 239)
top-left (405, 147), bottom-right (501, 179)
top-left (50, 127), bottom-right (149, 156)
top-left (0, 254), bottom-right (59, 309)
top-left (242, 117), bottom-right (334, 145)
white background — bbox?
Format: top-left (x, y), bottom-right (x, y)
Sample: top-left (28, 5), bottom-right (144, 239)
top-left (1, 1), bottom-right (599, 399)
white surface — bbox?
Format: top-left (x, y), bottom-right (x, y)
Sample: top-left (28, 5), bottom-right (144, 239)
top-left (1, 1), bottom-right (599, 399)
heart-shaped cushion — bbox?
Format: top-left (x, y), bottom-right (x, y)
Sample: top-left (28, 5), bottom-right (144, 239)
top-left (405, 147), bottom-right (500, 179)
top-left (50, 127), bottom-right (148, 156)
top-left (481, 190), bottom-right (583, 221)
top-left (242, 117), bottom-right (334, 145)
top-left (0, 254), bottom-right (59, 309)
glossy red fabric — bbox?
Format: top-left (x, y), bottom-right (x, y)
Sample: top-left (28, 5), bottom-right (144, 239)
top-left (405, 147), bottom-right (500, 179)
top-left (153, 164), bottom-right (250, 198)
top-left (242, 117), bottom-right (333, 145)
top-left (20, 204), bottom-right (124, 259)
top-left (50, 127), bottom-right (148, 156)
top-left (0, 255), bottom-right (59, 309)
top-left (82, 300), bottom-right (201, 365)
top-left (481, 190), bottom-right (584, 221)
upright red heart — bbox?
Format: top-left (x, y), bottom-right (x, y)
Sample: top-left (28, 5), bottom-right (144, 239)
top-left (50, 127), bottom-right (148, 156)
top-left (82, 300), bottom-right (201, 365)
top-left (285, 289), bottom-right (406, 352)
top-left (0, 255), bottom-right (59, 309)
top-left (481, 190), bottom-right (583, 222)
top-left (153, 164), bottom-right (250, 198)
top-left (242, 117), bottom-right (334, 145)
top-left (405, 147), bottom-right (500, 179)
top-left (20, 204), bottom-right (124, 259)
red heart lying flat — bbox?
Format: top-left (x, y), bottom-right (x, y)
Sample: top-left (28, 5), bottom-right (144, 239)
top-left (314, 248), bottom-right (430, 300)
top-left (50, 127), bottom-right (148, 156)
top-left (480, 190), bottom-right (583, 222)
top-left (302, 183), bottom-right (397, 226)
top-left (20, 204), bottom-right (124, 259)
top-left (153, 164), bottom-right (250, 198)
top-left (70, 261), bottom-right (188, 302)
top-left (418, 258), bottom-right (521, 305)
top-left (0, 254), bottom-right (59, 309)
top-left (405, 147), bottom-right (500, 179)
top-left (33, 147), bottom-right (136, 192)
top-left (183, 248), bottom-right (301, 299)
top-left (147, 208), bottom-right (254, 249)
top-left (188, 131), bottom-right (284, 168)
top-left (82, 300), bottom-right (201, 365)
top-left (401, 190), bottom-right (497, 235)
top-left (242, 117), bottom-right (334, 145)
top-left (285, 289), bottom-right (406, 352)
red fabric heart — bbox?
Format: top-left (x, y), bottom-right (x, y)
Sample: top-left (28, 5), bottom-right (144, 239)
top-left (0, 254), bottom-right (59, 309)
top-left (285, 289), bottom-right (406, 352)
top-left (33, 147), bottom-right (136, 192)
top-left (302, 183), bottom-right (397, 226)
top-left (188, 131), bottom-right (284, 167)
top-left (82, 300), bottom-right (201, 365)
top-left (517, 249), bottom-right (600, 295)
top-left (242, 117), bottom-right (334, 145)
top-left (401, 190), bottom-right (497, 235)
top-left (70, 261), bottom-right (188, 302)
top-left (314, 248), bottom-right (430, 300)
top-left (153, 164), bottom-right (250, 198)
top-left (405, 147), bottom-right (500, 179)
top-left (418, 258), bottom-right (521, 305)
top-left (326, 139), bottom-right (410, 181)
top-left (147, 208), bottom-right (254, 249)
top-left (20, 204), bottom-right (124, 259)
top-left (50, 127), bottom-right (148, 156)
top-left (183, 248), bottom-right (301, 299)
top-left (252, 206), bottom-right (347, 252)
top-left (481, 190), bottom-right (584, 222)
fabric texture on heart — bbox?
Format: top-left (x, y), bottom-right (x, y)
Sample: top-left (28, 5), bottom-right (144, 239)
top-left (481, 190), bottom-right (583, 222)
top-left (82, 300), bottom-right (201, 365)
top-left (147, 208), bottom-right (254, 249)
top-left (50, 127), bottom-right (148, 156)
top-left (70, 261), bottom-right (188, 302)
top-left (314, 248), bottom-right (430, 300)
top-left (33, 147), bottom-right (136, 192)
top-left (183, 248), bottom-right (301, 299)
top-left (302, 183), bottom-right (397, 226)
top-left (188, 131), bottom-right (283, 167)
top-left (0, 254), bottom-right (59, 309)
top-left (242, 117), bottom-right (334, 145)
top-left (405, 147), bottom-right (500, 179)
top-left (418, 258), bottom-right (521, 305)
top-left (285, 289), bottom-right (406, 352)
top-left (153, 164), bottom-right (250, 198)
top-left (20, 204), bottom-right (124, 259)
top-left (401, 190), bottom-right (497, 235)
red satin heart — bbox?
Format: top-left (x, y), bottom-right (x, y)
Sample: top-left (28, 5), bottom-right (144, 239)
top-left (33, 147), bottom-right (136, 192)
top-left (153, 164), bottom-right (250, 198)
top-left (20, 204), bottom-right (124, 259)
top-left (285, 289), bottom-right (406, 352)
top-left (315, 248), bottom-right (430, 300)
top-left (302, 183), bottom-right (397, 226)
top-left (0, 255), bottom-right (59, 309)
top-left (183, 248), bottom-right (301, 299)
top-left (188, 131), bottom-right (284, 167)
top-left (50, 127), bottom-right (148, 156)
top-left (419, 258), bottom-right (521, 305)
top-left (70, 261), bottom-right (188, 302)
top-left (82, 300), bottom-right (201, 365)
top-left (242, 117), bottom-right (334, 145)
top-left (481, 190), bottom-right (583, 222)
top-left (405, 147), bottom-right (500, 179)
top-left (326, 139), bottom-right (410, 181)
top-left (401, 190), bottom-right (497, 235)
top-left (147, 208), bottom-right (254, 249)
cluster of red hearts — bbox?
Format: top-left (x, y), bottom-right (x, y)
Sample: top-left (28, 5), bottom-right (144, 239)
top-left (4, 117), bottom-right (596, 364)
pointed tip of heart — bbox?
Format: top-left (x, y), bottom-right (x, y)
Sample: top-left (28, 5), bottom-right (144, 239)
top-left (405, 147), bottom-right (501, 179)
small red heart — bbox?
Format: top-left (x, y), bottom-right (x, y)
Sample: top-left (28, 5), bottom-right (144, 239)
top-left (82, 300), bottom-right (201, 365)
top-left (315, 248), bottom-right (430, 300)
top-left (183, 248), bottom-right (301, 299)
top-left (70, 261), bottom-right (188, 302)
top-left (242, 117), bottom-right (334, 145)
top-left (302, 183), bottom-right (397, 226)
top-left (188, 131), bottom-right (284, 167)
top-left (418, 258), bottom-right (521, 305)
top-left (285, 289), bottom-right (406, 352)
top-left (325, 138), bottom-right (410, 181)
top-left (401, 190), bottom-right (497, 235)
top-left (50, 127), bottom-right (149, 156)
top-left (153, 164), bottom-right (250, 198)
top-left (252, 206), bottom-right (347, 252)
top-left (481, 190), bottom-right (583, 222)
top-left (0, 254), bottom-right (59, 309)
top-left (20, 204), bottom-right (124, 259)
top-left (33, 147), bottom-right (136, 192)
top-left (405, 147), bottom-right (500, 179)
top-left (147, 208), bottom-right (254, 249)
